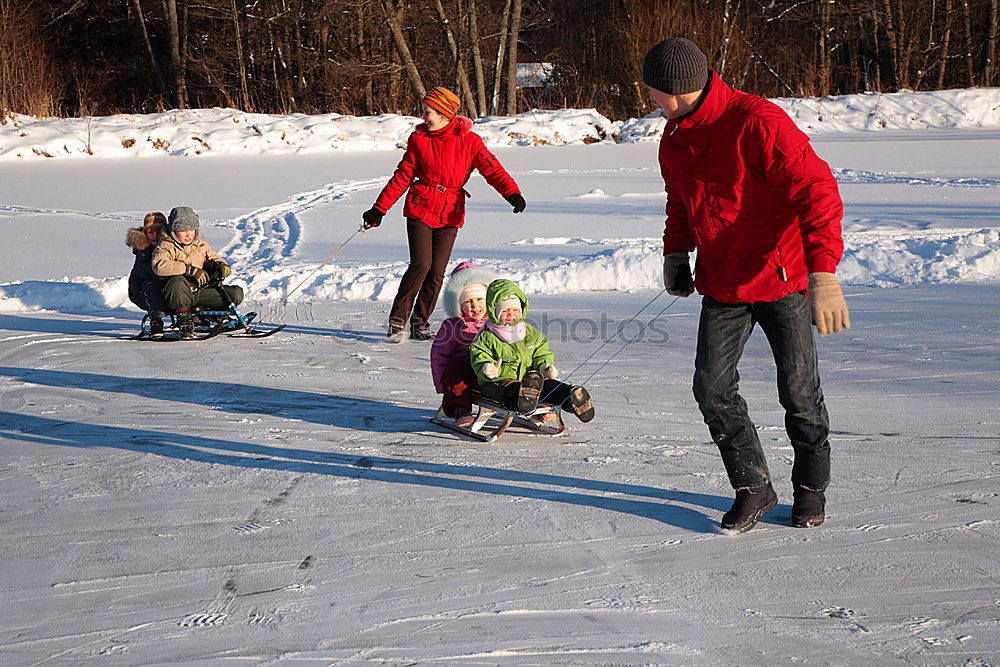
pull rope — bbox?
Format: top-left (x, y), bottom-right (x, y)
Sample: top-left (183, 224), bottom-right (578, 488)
top-left (537, 289), bottom-right (682, 406)
top-left (575, 294), bottom-right (682, 387)
top-left (248, 225), bottom-right (364, 332)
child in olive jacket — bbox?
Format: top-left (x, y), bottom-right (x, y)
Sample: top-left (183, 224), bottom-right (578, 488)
top-left (470, 279), bottom-right (594, 422)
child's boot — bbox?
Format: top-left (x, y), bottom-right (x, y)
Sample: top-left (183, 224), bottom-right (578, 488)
top-left (176, 310), bottom-right (195, 340)
top-left (149, 317), bottom-right (165, 339)
top-left (563, 386), bottom-right (595, 422)
top-left (517, 370), bottom-right (544, 413)
top-left (455, 411), bottom-right (476, 429)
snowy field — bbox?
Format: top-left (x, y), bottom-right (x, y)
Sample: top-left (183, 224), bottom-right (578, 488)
top-left (1, 93), bottom-right (999, 663)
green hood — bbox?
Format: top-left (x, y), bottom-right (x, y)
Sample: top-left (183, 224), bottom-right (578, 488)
top-left (485, 279), bottom-right (528, 324)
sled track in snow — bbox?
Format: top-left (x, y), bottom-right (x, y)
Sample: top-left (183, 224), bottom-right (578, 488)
top-left (833, 168), bottom-right (1000, 188)
top-left (217, 177), bottom-right (386, 271)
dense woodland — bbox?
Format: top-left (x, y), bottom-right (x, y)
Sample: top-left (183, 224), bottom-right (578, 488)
top-left (2, 0), bottom-right (998, 120)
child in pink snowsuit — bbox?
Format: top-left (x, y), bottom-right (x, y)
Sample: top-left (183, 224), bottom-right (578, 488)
top-left (430, 262), bottom-right (499, 426)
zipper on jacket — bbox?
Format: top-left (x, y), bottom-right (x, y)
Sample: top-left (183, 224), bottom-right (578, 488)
top-left (775, 247), bottom-right (787, 281)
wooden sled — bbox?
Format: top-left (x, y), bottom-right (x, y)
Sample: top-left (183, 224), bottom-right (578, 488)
top-left (430, 393), bottom-right (566, 442)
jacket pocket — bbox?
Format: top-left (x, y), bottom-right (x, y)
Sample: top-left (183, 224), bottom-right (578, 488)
top-left (405, 183), bottom-right (448, 221)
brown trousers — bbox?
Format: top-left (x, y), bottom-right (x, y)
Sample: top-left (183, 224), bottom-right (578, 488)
top-left (389, 219), bottom-right (458, 330)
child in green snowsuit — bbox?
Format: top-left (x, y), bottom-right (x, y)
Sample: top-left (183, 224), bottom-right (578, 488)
top-left (470, 279), bottom-right (595, 422)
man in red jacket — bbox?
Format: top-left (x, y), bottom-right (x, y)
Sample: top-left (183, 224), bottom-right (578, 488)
top-left (644, 37), bottom-right (850, 533)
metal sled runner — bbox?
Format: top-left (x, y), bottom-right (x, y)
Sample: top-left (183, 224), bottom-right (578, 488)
top-left (430, 392), bottom-right (566, 442)
top-left (128, 284), bottom-right (286, 341)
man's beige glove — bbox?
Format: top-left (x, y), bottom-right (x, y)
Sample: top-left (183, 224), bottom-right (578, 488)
top-left (808, 272), bottom-right (850, 336)
top-left (480, 362), bottom-right (500, 380)
top-left (663, 252), bottom-right (694, 297)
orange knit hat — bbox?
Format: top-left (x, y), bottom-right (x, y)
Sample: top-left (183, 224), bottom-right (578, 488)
top-left (422, 87), bottom-right (460, 120)
top-left (143, 211), bottom-right (166, 231)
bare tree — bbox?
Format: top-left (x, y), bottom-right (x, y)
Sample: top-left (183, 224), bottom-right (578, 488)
top-left (961, 0), bottom-right (977, 85)
top-left (229, 0), bottom-right (251, 111)
top-left (937, 0), bottom-right (954, 89)
top-left (491, 0), bottom-right (511, 114)
top-left (467, 0), bottom-right (488, 116)
top-left (161, 0), bottom-right (188, 108)
top-left (432, 0), bottom-right (477, 113)
top-left (504, 0), bottom-right (522, 115)
top-left (129, 0), bottom-right (168, 98)
top-left (381, 0), bottom-right (425, 100)
top-left (985, 0), bottom-right (998, 84)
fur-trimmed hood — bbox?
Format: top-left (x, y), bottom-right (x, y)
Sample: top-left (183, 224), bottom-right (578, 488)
top-left (125, 227), bottom-right (156, 251)
top-left (442, 262), bottom-right (500, 318)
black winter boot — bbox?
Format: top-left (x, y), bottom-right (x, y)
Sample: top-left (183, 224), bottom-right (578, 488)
top-left (386, 322), bottom-right (405, 343)
top-left (792, 487), bottom-right (826, 527)
top-left (517, 371), bottom-right (544, 413)
top-left (721, 481), bottom-right (778, 533)
top-left (176, 310), bottom-right (195, 340)
top-left (562, 386), bottom-right (595, 423)
top-left (410, 326), bottom-right (435, 342)
top-left (149, 317), bottom-right (165, 338)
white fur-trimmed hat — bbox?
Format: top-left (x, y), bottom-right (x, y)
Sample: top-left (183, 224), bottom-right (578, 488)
top-left (442, 262), bottom-right (500, 318)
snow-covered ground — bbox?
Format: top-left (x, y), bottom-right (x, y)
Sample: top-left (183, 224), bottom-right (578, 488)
top-left (1, 92), bottom-right (998, 663)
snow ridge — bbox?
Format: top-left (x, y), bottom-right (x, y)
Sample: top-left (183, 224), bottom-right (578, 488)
top-left (4, 87), bottom-right (1000, 160)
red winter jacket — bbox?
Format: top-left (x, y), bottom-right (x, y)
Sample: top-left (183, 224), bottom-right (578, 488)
top-left (374, 116), bottom-right (520, 229)
top-left (659, 72), bottom-right (844, 303)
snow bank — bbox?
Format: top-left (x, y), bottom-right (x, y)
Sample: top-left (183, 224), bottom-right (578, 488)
top-left (617, 87), bottom-right (1000, 140)
top-left (4, 87), bottom-right (1000, 160)
top-left (6, 229), bottom-right (997, 314)
top-left (0, 108), bottom-right (615, 161)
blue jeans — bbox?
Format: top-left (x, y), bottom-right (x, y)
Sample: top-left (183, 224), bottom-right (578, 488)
top-left (693, 293), bottom-right (830, 491)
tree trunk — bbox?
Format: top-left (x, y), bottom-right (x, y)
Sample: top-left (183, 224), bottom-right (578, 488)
top-left (818, 0), bottom-right (832, 95)
top-left (880, 0), bottom-right (905, 88)
top-left (467, 0), bottom-right (487, 116)
top-left (230, 0), bottom-right (251, 111)
top-left (491, 0), bottom-right (511, 114)
top-left (161, 0), bottom-right (188, 108)
top-left (381, 0), bottom-right (425, 100)
top-left (937, 0), bottom-right (953, 89)
top-left (356, 4), bottom-right (374, 114)
top-left (129, 0), bottom-right (168, 97)
top-left (985, 0), bottom-right (999, 85)
top-left (504, 0), bottom-right (521, 115)
top-left (961, 0), bottom-right (976, 85)
top-left (432, 0), bottom-right (477, 114)
top-left (718, 0), bottom-right (734, 77)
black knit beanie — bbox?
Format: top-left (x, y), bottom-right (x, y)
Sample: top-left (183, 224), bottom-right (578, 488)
top-left (642, 37), bottom-right (708, 95)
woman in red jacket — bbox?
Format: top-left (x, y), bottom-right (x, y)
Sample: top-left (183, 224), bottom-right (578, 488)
top-left (362, 87), bottom-right (525, 343)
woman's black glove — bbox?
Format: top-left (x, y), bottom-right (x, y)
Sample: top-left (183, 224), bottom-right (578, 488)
top-left (362, 207), bottom-right (384, 229)
top-left (506, 193), bottom-right (526, 214)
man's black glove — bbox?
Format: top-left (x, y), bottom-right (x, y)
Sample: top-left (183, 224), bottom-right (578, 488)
top-left (185, 264), bottom-right (210, 288)
top-left (506, 193), bottom-right (526, 214)
top-left (362, 207), bottom-right (384, 230)
top-left (207, 260), bottom-right (232, 281)
top-left (663, 252), bottom-right (694, 297)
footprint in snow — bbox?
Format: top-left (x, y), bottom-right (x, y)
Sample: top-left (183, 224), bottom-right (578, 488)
top-left (823, 606), bottom-right (855, 619)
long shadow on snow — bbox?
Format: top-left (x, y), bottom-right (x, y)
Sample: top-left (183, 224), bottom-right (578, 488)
top-left (3, 410), bottom-right (727, 532)
top-left (0, 366), bottom-right (426, 434)
top-left (0, 312), bottom-right (385, 343)
top-left (0, 313), bottom-right (132, 339)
